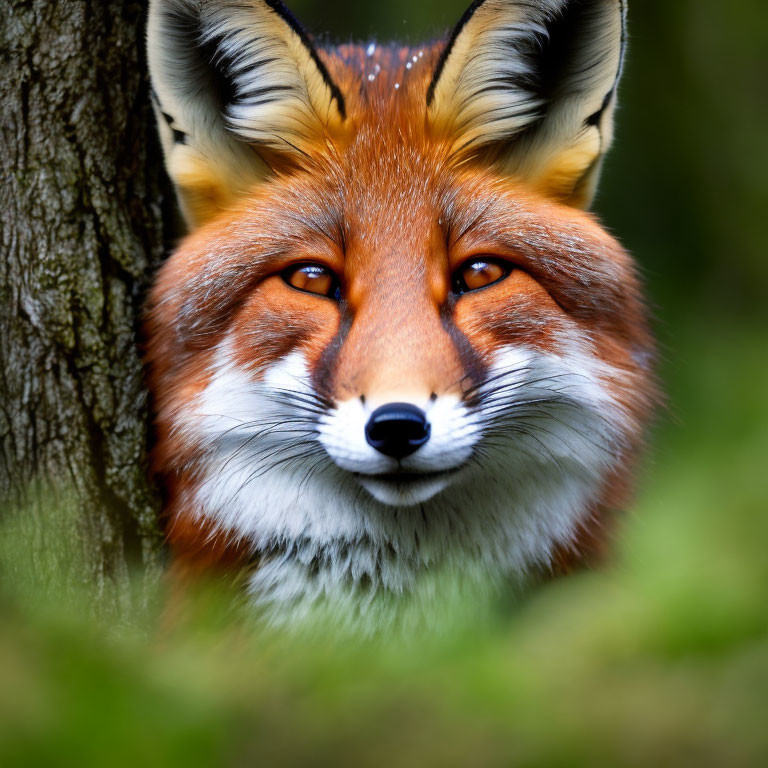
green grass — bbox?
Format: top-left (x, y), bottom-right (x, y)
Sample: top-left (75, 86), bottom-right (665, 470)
top-left (0, 317), bottom-right (766, 767)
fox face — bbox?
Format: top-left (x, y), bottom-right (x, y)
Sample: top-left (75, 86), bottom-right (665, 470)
top-left (146, 0), bottom-right (655, 617)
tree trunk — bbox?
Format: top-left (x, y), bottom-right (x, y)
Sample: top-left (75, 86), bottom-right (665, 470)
top-left (0, 1), bottom-right (170, 605)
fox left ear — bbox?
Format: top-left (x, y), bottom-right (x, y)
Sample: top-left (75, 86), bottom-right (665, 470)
top-left (147, 0), bottom-right (346, 229)
top-left (427, 0), bottom-right (627, 208)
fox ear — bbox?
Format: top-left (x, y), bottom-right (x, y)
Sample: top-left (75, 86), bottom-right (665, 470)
top-left (428, 0), bottom-right (626, 208)
top-left (147, 0), bottom-right (346, 228)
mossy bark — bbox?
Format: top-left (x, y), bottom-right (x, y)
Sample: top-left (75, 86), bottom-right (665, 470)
top-left (0, 1), bottom-right (170, 605)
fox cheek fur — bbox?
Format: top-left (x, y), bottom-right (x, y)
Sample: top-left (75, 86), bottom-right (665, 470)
top-left (145, 0), bottom-right (657, 617)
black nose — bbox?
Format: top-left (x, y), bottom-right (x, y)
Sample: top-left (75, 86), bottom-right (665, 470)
top-left (365, 403), bottom-right (431, 460)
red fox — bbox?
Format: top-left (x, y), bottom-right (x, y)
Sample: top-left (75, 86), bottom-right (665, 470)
top-left (146, 0), bottom-right (655, 620)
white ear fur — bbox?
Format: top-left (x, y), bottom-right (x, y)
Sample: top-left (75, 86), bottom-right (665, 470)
top-left (428, 0), bottom-right (627, 208)
top-left (147, 0), bottom-right (346, 228)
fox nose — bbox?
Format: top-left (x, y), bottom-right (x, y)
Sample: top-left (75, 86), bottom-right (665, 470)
top-left (365, 403), bottom-right (431, 460)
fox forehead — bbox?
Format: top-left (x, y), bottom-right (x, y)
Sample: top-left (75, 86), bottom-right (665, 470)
top-left (323, 41), bottom-right (442, 127)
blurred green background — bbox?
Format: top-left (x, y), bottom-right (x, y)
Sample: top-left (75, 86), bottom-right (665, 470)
top-left (1, 1), bottom-right (766, 765)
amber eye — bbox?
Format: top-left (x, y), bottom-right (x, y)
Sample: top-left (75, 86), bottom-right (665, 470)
top-left (452, 258), bottom-right (512, 295)
top-left (282, 263), bottom-right (341, 300)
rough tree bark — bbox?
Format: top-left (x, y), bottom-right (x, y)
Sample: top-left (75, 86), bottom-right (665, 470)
top-left (0, 1), bottom-right (170, 602)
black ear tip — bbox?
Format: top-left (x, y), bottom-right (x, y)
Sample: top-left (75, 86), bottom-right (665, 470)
top-left (427, 0), bottom-right (489, 107)
top-left (262, 0), bottom-right (347, 119)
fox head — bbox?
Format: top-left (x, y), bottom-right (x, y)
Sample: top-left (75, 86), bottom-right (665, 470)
top-left (146, 0), bottom-right (655, 619)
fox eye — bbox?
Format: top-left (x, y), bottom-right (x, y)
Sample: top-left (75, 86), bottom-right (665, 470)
top-left (282, 263), bottom-right (341, 300)
top-left (453, 258), bottom-right (512, 295)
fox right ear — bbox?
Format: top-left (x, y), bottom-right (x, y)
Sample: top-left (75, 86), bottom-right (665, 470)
top-left (428, 0), bottom-right (627, 209)
top-left (147, 0), bottom-right (346, 229)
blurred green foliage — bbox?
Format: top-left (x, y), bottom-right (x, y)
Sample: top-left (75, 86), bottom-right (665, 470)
top-left (1, 1), bottom-right (766, 765)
